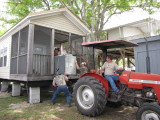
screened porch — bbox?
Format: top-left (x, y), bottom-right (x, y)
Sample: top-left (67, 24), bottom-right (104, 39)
top-left (10, 24), bottom-right (84, 81)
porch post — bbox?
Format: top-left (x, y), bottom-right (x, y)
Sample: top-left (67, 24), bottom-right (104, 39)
top-left (89, 46), bottom-right (95, 70)
top-left (51, 29), bottom-right (55, 74)
top-left (68, 33), bottom-right (72, 54)
top-left (27, 24), bottom-right (34, 75)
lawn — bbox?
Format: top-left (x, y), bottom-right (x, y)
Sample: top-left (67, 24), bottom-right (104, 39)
top-left (0, 92), bottom-right (137, 120)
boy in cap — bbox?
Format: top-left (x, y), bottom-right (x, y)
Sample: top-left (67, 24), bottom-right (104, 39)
top-left (75, 60), bottom-right (88, 76)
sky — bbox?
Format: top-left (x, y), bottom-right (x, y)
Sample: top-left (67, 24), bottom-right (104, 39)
top-left (0, 0), bottom-right (160, 30)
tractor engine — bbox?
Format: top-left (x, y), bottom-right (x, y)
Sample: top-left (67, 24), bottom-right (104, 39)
top-left (121, 86), bottom-right (156, 107)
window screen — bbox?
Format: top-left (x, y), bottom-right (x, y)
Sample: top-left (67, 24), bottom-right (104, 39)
top-left (19, 26), bottom-right (29, 55)
top-left (11, 32), bottom-right (19, 57)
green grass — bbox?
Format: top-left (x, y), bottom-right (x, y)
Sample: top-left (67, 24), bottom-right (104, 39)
top-left (0, 92), bottom-right (137, 120)
top-left (0, 96), bottom-right (27, 120)
top-left (0, 93), bottom-right (80, 120)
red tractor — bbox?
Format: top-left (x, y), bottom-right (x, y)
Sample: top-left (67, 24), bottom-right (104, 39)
top-left (73, 39), bottom-right (160, 120)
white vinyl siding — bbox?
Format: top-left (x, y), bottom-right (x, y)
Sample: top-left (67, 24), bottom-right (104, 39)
top-left (0, 36), bottom-right (11, 79)
top-left (31, 14), bottom-right (84, 35)
top-left (108, 28), bottom-right (121, 40)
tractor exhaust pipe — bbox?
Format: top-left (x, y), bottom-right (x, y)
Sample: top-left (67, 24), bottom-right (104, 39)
top-left (144, 37), bottom-right (150, 74)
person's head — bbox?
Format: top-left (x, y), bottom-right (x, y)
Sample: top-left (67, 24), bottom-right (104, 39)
top-left (55, 48), bottom-right (60, 51)
top-left (106, 55), bottom-right (113, 62)
top-left (81, 62), bottom-right (86, 67)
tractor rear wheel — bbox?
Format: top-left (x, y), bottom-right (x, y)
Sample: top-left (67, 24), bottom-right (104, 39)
top-left (136, 103), bottom-right (160, 120)
top-left (73, 76), bottom-right (107, 117)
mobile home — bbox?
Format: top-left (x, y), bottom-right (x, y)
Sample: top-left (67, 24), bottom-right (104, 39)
top-left (0, 8), bottom-right (90, 103)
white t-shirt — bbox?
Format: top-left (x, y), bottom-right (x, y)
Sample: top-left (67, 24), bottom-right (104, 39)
top-left (102, 62), bottom-right (119, 76)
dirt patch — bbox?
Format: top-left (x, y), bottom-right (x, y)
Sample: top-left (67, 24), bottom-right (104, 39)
top-left (0, 91), bottom-right (11, 98)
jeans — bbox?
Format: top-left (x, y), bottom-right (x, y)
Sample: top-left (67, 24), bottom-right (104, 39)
top-left (105, 75), bottom-right (119, 93)
top-left (51, 86), bottom-right (71, 105)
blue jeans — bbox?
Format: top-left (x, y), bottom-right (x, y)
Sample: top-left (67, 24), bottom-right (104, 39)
top-left (52, 86), bottom-right (71, 105)
top-left (105, 75), bottom-right (119, 93)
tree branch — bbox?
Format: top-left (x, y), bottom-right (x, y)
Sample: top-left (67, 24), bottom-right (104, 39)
top-left (42, 0), bottom-right (50, 10)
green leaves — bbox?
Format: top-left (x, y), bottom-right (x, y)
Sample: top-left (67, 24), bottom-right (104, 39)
top-left (0, 0), bottom-right (160, 39)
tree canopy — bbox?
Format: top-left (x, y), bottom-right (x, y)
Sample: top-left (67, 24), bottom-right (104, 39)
top-left (0, 0), bottom-right (160, 40)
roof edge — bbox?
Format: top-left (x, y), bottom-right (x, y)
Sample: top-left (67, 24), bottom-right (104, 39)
top-left (105, 18), bottom-right (159, 31)
top-left (0, 8), bottom-right (90, 40)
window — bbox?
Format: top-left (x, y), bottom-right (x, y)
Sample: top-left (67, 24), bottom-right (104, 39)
top-left (0, 47), bottom-right (7, 67)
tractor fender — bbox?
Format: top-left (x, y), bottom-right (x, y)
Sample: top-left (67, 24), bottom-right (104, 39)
top-left (82, 73), bottom-right (109, 95)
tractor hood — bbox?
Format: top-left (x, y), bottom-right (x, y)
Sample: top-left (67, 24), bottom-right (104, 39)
top-left (120, 71), bottom-right (160, 85)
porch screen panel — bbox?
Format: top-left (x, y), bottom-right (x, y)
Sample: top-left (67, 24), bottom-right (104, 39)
top-left (0, 57), bottom-right (3, 67)
top-left (33, 25), bottom-right (51, 75)
top-left (18, 55), bottom-right (27, 74)
top-left (19, 26), bottom-right (28, 55)
top-left (11, 32), bottom-right (19, 57)
top-left (10, 58), bottom-right (17, 74)
top-left (71, 34), bottom-right (83, 67)
top-left (11, 32), bottom-right (19, 74)
top-left (71, 34), bottom-right (83, 55)
top-left (11, 26), bottom-right (29, 74)
top-left (17, 26), bottom-right (29, 74)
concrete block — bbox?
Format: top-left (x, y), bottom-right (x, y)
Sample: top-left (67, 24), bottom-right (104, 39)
top-left (1, 82), bottom-right (9, 92)
top-left (29, 87), bottom-right (40, 104)
top-left (12, 83), bottom-right (21, 96)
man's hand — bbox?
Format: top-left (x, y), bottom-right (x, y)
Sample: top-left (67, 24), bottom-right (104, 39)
top-left (52, 82), bottom-right (56, 87)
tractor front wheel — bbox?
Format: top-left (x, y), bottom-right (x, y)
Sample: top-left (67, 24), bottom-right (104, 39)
top-left (136, 103), bottom-right (160, 120)
top-left (73, 76), bottom-right (107, 117)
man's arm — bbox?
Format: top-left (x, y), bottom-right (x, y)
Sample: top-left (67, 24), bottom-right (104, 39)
top-left (64, 76), bottom-right (69, 81)
top-left (100, 62), bottom-right (105, 75)
top-left (52, 78), bottom-right (57, 87)
top-left (115, 63), bottom-right (124, 71)
top-left (52, 82), bottom-right (56, 87)
top-left (75, 60), bottom-right (80, 70)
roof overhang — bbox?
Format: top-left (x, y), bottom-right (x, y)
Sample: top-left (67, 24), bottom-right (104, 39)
top-left (82, 39), bottom-right (138, 49)
top-left (0, 8), bottom-right (90, 40)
